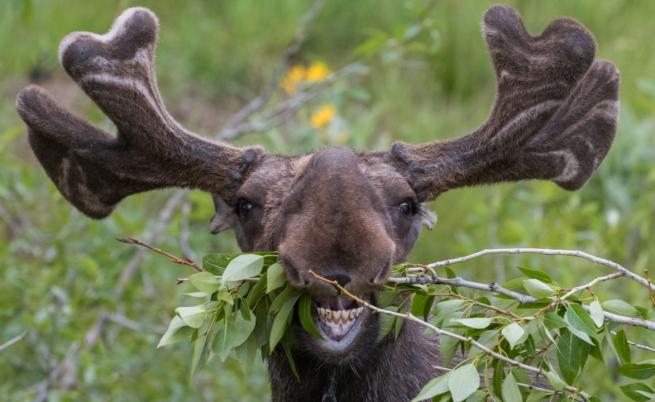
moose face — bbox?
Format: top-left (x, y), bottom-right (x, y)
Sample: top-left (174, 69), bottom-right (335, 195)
top-left (220, 148), bottom-right (434, 357)
top-left (17, 6), bottom-right (619, 366)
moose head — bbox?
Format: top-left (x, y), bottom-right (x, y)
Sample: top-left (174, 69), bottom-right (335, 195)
top-left (16, 5), bottom-right (619, 401)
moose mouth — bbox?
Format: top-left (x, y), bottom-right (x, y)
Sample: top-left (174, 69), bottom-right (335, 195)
top-left (313, 296), bottom-right (367, 352)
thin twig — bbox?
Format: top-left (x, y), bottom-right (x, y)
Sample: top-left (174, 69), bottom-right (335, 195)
top-left (389, 274), bottom-right (535, 303)
top-left (559, 272), bottom-right (624, 301)
top-left (116, 237), bottom-right (203, 272)
top-left (426, 248), bottom-right (655, 292)
top-left (609, 330), bottom-right (655, 353)
top-left (0, 332), bottom-right (25, 352)
top-left (308, 269), bottom-right (591, 401)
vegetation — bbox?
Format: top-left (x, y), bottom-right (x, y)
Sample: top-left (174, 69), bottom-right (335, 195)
top-left (1, 0), bottom-right (654, 401)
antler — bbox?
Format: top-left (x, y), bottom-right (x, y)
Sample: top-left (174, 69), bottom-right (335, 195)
top-left (16, 8), bottom-right (261, 218)
top-left (389, 5), bottom-right (620, 201)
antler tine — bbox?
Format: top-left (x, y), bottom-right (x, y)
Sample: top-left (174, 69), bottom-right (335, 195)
top-left (16, 8), bottom-right (262, 218)
top-left (56, 8), bottom-right (232, 158)
top-left (389, 5), bottom-right (619, 201)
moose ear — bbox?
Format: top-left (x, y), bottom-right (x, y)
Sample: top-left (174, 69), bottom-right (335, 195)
top-left (388, 5), bottom-right (619, 201)
top-left (209, 194), bottom-right (238, 234)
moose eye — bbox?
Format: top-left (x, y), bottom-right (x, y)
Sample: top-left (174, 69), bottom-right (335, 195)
top-left (237, 199), bottom-right (255, 218)
top-left (398, 202), bottom-right (414, 216)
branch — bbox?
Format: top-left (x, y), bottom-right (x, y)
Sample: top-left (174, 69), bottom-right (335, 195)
top-left (388, 275), bottom-right (535, 303)
top-left (426, 248), bottom-right (655, 292)
top-left (391, 273), bottom-right (655, 331)
top-left (116, 237), bottom-right (203, 272)
top-left (432, 365), bottom-right (582, 401)
top-left (560, 272), bottom-right (624, 301)
top-left (308, 270), bottom-right (591, 401)
top-left (118, 239), bottom-right (655, 331)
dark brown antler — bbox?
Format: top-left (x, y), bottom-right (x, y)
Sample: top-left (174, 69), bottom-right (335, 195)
top-left (16, 8), bottom-right (261, 218)
top-left (390, 5), bottom-right (620, 201)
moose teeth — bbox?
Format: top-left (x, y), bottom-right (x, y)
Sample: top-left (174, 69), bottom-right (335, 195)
top-left (317, 306), bottom-right (364, 324)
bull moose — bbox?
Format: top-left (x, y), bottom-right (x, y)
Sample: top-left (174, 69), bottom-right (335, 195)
top-left (16, 5), bottom-right (618, 401)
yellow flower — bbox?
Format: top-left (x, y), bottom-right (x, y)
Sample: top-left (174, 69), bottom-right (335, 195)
top-left (281, 65), bottom-right (306, 94)
top-left (305, 62), bottom-right (330, 82)
top-left (311, 104), bottom-right (336, 129)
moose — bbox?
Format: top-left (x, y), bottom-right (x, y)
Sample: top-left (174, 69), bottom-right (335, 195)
top-left (16, 5), bottom-right (619, 402)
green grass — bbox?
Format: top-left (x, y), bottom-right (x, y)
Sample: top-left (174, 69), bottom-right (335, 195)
top-left (1, 0), bottom-right (654, 400)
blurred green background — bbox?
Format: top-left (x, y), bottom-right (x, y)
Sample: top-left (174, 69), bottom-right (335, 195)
top-left (1, 0), bottom-right (654, 400)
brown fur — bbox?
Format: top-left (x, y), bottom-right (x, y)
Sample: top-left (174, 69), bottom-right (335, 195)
top-left (15, 6), bottom-right (619, 401)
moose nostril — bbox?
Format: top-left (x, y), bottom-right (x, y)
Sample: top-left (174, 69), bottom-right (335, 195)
top-left (324, 274), bottom-right (351, 287)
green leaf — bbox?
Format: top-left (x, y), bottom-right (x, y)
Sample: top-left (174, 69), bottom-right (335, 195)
top-left (465, 390), bottom-right (487, 402)
top-left (411, 373), bottom-right (450, 402)
top-left (175, 304), bottom-right (207, 329)
top-left (266, 263), bottom-right (287, 293)
top-left (542, 312), bottom-right (567, 331)
top-left (469, 330), bottom-right (498, 358)
top-left (246, 275), bottom-right (267, 308)
top-left (501, 322), bottom-right (526, 350)
top-left (618, 363), bottom-right (655, 380)
top-left (501, 372), bottom-right (522, 402)
top-left (620, 383), bottom-right (655, 402)
top-left (269, 291), bottom-right (300, 351)
top-left (422, 295), bottom-right (435, 321)
top-left (185, 291), bottom-right (209, 298)
top-left (239, 300), bottom-right (252, 320)
top-left (281, 338), bottom-right (300, 380)
top-left (393, 309), bottom-right (404, 339)
top-left (544, 370), bottom-right (566, 391)
top-left (451, 317), bottom-right (491, 329)
top-left (411, 294), bottom-right (429, 317)
top-left (490, 360), bottom-right (505, 398)
top-left (602, 299), bottom-right (638, 317)
top-left (588, 299), bottom-right (605, 327)
top-left (190, 331), bottom-right (209, 378)
top-left (157, 316), bottom-right (193, 348)
top-left (564, 305), bottom-right (597, 345)
top-left (556, 328), bottom-right (590, 384)
top-left (222, 254), bottom-right (264, 285)
top-left (434, 299), bottom-right (464, 325)
top-left (270, 285), bottom-right (301, 313)
top-left (202, 253), bottom-right (232, 274)
top-left (447, 364), bottom-right (480, 402)
top-left (190, 313), bottom-right (217, 378)
top-left (376, 306), bottom-right (398, 343)
top-left (522, 279), bottom-right (556, 299)
top-left (188, 272), bottom-right (220, 294)
top-left (298, 294), bottom-right (321, 338)
top-left (439, 330), bottom-right (460, 367)
top-left (518, 267), bottom-right (554, 283)
top-left (613, 329), bottom-right (631, 364)
top-left (217, 288), bottom-right (234, 305)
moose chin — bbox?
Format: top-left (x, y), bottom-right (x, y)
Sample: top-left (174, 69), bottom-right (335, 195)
top-left (16, 4), bottom-right (619, 402)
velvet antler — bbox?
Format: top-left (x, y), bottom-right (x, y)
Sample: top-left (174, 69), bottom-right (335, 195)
top-left (16, 8), bottom-right (261, 218)
top-left (390, 5), bottom-right (620, 201)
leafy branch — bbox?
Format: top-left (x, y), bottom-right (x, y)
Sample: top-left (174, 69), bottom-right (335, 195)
top-left (121, 238), bottom-right (655, 401)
